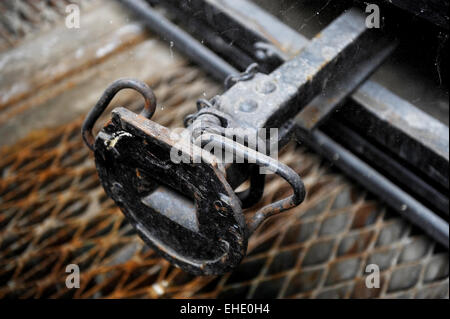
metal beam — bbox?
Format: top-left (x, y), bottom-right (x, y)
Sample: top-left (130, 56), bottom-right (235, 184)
top-left (217, 9), bottom-right (392, 130)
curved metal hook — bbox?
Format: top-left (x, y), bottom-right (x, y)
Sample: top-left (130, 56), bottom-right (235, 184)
top-left (197, 133), bottom-right (306, 238)
top-left (82, 78), bottom-right (157, 151)
top-left (224, 63), bottom-right (259, 89)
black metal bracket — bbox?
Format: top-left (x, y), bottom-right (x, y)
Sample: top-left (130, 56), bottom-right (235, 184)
top-left (82, 78), bottom-right (305, 275)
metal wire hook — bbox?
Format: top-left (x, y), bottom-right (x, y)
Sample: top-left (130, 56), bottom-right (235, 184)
top-left (197, 132), bottom-right (306, 237)
top-left (82, 78), bottom-right (157, 151)
top-left (224, 63), bottom-right (259, 89)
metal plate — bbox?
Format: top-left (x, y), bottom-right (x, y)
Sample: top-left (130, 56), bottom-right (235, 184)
top-left (94, 108), bottom-right (246, 275)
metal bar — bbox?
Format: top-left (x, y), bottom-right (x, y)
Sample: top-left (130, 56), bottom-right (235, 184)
top-left (295, 127), bottom-right (449, 249)
top-left (166, 3), bottom-right (255, 71)
top-left (348, 81), bottom-right (449, 189)
top-left (296, 37), bottom-right (397, 130)
top-left (324, 121), bottom-right (449, 216)
top-left (118, 0), bottom-right (238, 81)
top-left (153, 0), bottom-right (309, 64)
top-left (218, 9), bottom-right (388, 130)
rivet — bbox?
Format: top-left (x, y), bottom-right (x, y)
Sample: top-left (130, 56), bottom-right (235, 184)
top-left (257, 81), bottom-right (276, 94)
top-left (239, 99), bottom-right (258, 112)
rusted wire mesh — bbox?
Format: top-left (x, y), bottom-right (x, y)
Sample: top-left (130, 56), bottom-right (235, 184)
top-left (0, 62), bottom-right (448, 299)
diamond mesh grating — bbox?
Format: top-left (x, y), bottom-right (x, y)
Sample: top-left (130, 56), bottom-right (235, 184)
top-left (0, 64), bottom-right (448, 299)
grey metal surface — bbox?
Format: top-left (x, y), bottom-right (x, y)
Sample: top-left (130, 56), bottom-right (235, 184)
top-left (352, 81), bottom-right (449, 185)
top-left (199, 0), bottom-right (309, 58)
top-left (296, 41), bottom-right (396, 130)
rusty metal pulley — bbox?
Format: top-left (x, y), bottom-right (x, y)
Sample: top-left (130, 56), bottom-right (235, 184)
top-left (82, 78), bottom-right (305, 275)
